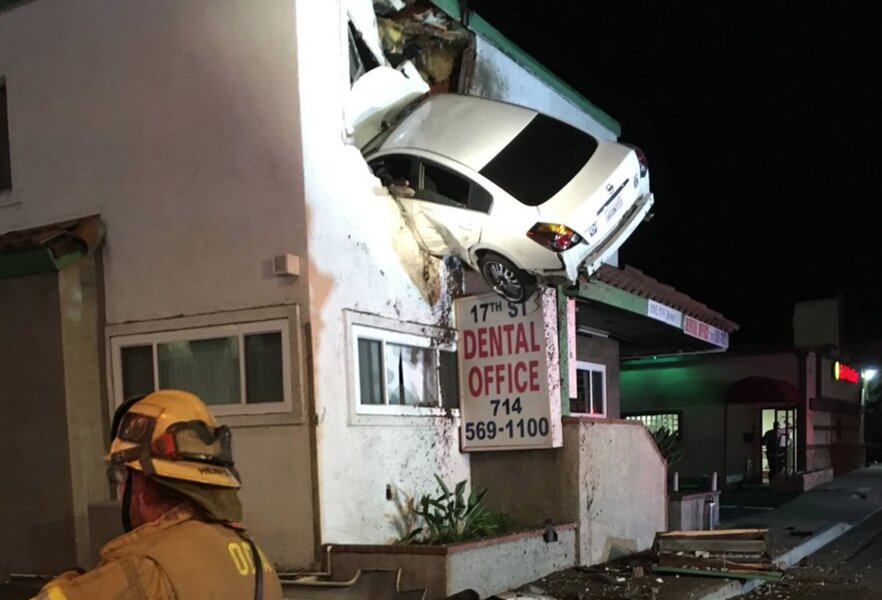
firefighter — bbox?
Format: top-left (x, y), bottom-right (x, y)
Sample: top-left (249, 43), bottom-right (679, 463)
top-left (32, 389), bottom-right (283, 600)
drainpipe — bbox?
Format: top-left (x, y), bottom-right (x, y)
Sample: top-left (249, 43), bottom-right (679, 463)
top-left (556, 286), bottom-right (571, 416)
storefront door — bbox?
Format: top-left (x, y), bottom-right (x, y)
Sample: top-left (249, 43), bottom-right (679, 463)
top-left (761, 408), bottom-right (797, 481)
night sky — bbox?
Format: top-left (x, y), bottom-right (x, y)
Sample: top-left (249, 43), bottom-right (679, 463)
top-left (468, 1), bottom-right (882, 351)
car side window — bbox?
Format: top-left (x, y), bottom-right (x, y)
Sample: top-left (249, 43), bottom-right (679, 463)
top-left (369, 155), bottom-right (416, 188)
top-left (419, 161), bottom-right (492, 213)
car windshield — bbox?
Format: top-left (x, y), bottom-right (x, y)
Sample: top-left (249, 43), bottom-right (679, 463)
top-left (360, 94), bottom-right (428, 156)
top-left (479, 114), bottom-right (599, 207)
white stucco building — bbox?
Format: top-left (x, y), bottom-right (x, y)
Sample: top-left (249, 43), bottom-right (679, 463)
top-left (1, 0), bottom-right (735, 579)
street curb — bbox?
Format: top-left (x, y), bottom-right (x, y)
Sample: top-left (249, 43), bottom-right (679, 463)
top-left (687, 521), bottom-right (855, 600)
top-left (687, 580), bottom-right (743, 600)
top-left (772, 522), bottom-right (851, 569)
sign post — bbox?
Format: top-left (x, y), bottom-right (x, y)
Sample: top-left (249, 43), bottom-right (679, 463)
top-left (455, 290), bottom-right (563, 451)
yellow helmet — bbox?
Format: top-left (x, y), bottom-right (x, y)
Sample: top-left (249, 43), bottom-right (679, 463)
top-left (107, 389), bottom-right (240, 488)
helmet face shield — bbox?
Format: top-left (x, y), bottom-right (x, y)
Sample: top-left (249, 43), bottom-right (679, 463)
top-left (152, 420), bottom-right (234, 466)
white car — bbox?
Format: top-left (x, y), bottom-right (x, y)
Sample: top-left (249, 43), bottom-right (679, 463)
top-left (363, 93), bottom-right (654, 303)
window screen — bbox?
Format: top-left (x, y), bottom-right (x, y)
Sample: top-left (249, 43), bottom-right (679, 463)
top-left (117, 323), bottom-right (287, 408)
top-left (573, 364), bottom-right (606, 416)
top-left (625, 412), bottom-right (681, 436)
top-left (354, 325), bottom-right (456, 411)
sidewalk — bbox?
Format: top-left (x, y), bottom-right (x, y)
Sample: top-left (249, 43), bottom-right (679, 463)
top-left (6, 467), bottom-right (882, 600)
top-left (655, 465), bottom-right (882, 599)
top-left (501, 465), bottom-right (882, 600)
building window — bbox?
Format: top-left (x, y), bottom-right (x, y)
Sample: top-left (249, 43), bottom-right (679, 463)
top-left (353, 324), bottom-right (458, 415)
top-left (573, 361), bottom-right (606, 416)
top-left (1, 83), bottom-right (11, 191)
top-left (111, 319), bottom-right (292, 416)
top-left (624, 412), bottom-right (681, 436)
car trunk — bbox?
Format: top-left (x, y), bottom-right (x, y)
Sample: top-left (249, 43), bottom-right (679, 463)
top-left (536, 142), bottom-right (641, 242)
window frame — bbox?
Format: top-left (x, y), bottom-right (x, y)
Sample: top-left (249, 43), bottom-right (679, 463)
top-left (573, 360), bottom-right (607, 417)
top-left (417, 158), bottom-right (493, 213)
top-left (368, 154), bottom-right (418, 189)
top-left (351, 323), bottom-right (457, 417)
top-left (110, 319), bottom-right (293, 417)
top-left (622, 410), bottom-right (683, 439)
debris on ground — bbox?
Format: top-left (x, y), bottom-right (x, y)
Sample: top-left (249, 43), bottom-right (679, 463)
top-left (653, 528), bottom-right (783, 581)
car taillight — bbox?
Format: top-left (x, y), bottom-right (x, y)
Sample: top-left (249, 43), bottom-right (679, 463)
top-left (624, 143), bottom-right (649, 178)
top-left (526, 223), bottom-right (583, 252)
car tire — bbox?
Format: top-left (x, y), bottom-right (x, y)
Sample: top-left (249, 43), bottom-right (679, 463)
top-left (478, 252), bottom-right (538, 304)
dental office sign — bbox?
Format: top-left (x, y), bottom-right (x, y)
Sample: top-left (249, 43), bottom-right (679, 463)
top-left (455, 291), bottom-right (563, 451)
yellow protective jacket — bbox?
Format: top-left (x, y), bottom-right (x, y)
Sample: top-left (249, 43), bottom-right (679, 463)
top-left (31, 504), bottom-right (283, 600)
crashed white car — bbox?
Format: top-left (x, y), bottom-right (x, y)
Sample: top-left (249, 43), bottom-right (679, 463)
top-left (363, 93), bottom-right (654, 303)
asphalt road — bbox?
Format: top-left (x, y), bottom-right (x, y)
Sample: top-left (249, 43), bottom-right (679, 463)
top-left (736, 508), bottom-right (882, 599)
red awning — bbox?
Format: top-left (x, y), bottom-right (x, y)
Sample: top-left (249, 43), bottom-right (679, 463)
top-left (724, 376), bottom-right (800, 406)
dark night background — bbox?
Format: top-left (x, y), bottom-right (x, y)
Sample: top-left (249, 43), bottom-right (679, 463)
top-left (468, 1), bottom-right (882, 354)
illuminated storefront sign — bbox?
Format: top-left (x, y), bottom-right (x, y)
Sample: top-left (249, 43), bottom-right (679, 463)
top-left (647, 299), bottom-right (682, 327)
top-left (833, 360), bottom-right (859, 383)
top-left (683, 315), bottom-right (729, 349)
top-left (455, 291), bottom-right (563, 451)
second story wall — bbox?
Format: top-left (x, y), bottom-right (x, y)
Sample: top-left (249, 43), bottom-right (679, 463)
top-left (0, 0), bottom-right (309, 322)
top-left (468, 36), bottom-right (618, 141)
top-left (0, 0), bottom-right (316, 568)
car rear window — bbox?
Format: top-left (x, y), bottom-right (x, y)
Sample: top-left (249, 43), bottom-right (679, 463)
top-left (479, 114), bottom-right (599, 206)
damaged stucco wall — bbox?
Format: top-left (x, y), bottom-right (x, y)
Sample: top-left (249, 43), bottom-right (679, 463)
top-left (0, 0), bottom-right (314, 568)
top-left (568, 420), bottom-right (666, 565)
top-left (297, 0), bottom-right (469, 545)
top-left (471, 419), bottom-right (666, 566)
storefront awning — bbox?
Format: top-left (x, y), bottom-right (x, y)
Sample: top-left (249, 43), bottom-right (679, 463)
top-left (565, 264), bottom-right (739, 358)
top-left (0, 215), bottom-right (105, 279)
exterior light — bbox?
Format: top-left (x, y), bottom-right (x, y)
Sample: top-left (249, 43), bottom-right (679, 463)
top-left (862, 368), bottom-right (877, 381)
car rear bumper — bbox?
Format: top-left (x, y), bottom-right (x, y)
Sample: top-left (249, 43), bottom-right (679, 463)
top-left (558, 192), bottom-right (655, 281)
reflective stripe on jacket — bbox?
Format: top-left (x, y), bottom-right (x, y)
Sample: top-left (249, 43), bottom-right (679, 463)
top-left (32, 504), bottom-right (283, 600)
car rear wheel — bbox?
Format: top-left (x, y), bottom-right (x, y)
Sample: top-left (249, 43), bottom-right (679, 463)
top-left (478, 252), bottom-right (537, 304)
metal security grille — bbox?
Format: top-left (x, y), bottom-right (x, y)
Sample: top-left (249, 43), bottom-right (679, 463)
top-left (625, 412), bottom-right (680, 435)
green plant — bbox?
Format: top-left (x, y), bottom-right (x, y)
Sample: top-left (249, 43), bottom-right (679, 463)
top-left (652, 426), bottom-right (686, 467)
top-left (398, 474), bottom-right (509, 545)
top-left (385, 483), bottom-right (420, 544)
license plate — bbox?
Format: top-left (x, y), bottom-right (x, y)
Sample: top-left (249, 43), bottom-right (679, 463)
top-left (605, 197), bottom-right (623, 222)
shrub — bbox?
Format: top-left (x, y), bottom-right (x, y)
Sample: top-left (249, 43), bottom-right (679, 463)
top-left (652, 426), bottom-right (686, 467)
top-left (398, 474), bottom-right (509, 545)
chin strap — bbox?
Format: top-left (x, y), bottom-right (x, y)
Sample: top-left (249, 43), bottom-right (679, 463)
top-left (244, 536), bottom-right (264, 600)
top-left (121, 470), bottom-right (134, 532)
top-left (221, 523), bottom-right (263, 600)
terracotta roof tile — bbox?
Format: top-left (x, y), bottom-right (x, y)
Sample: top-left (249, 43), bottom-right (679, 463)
top-left (0, 216), bottom-right (105, 257)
